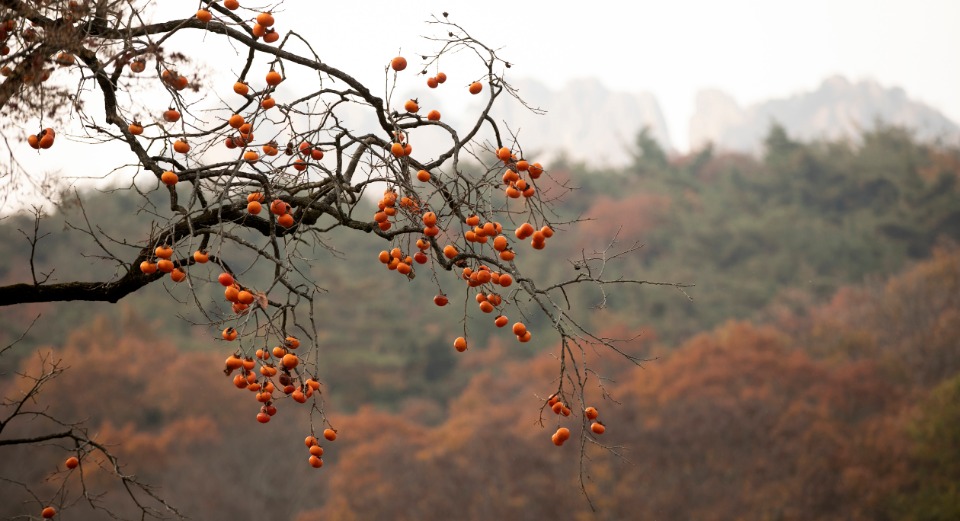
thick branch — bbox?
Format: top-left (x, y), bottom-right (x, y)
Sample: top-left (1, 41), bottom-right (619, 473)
top-left (0, 272), bottom-right (159, 306)
top-left (0, 429), bottom-right (74, 446)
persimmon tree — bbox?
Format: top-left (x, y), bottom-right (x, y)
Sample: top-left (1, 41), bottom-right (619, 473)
top-left (0, 0), bottom-right (690, 517)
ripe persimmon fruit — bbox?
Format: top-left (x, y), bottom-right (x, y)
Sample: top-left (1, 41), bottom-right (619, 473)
top-left (476, 270), bottom-right (492, 284)
top-left (529, 162), bottom-right (544, 178)
top-left (292, 389), bottom-right (307, 403)
top-left (218, 273), bottom-right (235, 286)
top-left (278, 213), bottom-right (295, 227)
top-left (225, 354), bottom-right (243, 371)
top-left (256, 12), bottom-right (275, 27)
top-left (265, 70), bottom-right (282, 86)
top-left (585, 407), bottom-right (599, 420)
top-left (224, 285), bottom-right (240, 302)
top-left (270, 199), bottom-right (289, 215)
top-left (281, 353), bottom-right (299, 369)
top-left (237, 290), bottom-right (255, 305)
top-left (157, 259), bottom-right (174, 273)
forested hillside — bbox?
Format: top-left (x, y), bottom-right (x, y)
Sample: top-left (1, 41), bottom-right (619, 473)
top-left (1, 125), bottom-right (958, 519)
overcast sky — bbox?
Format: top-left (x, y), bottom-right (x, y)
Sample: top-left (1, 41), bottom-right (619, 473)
top-left (275, 0), bottom-right (960, 151)
top-left (7, 0), bottom-right (959, 214)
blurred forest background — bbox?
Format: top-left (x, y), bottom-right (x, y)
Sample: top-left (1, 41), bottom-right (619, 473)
top-left (1, 124), bottom-right (959, 520)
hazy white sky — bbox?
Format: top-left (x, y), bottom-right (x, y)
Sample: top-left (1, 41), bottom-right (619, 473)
top-left (275, 0), bottom-right (960, 150)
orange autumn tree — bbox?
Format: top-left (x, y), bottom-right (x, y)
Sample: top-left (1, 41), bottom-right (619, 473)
top-left (0, 1), bottom-right (689, 518)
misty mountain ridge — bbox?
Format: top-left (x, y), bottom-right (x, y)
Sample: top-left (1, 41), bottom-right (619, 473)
top-left (451, 75), bottom-right (958, 166)
top-left (307, 75), bottom-right (958, 168)
top-left (477, 77), bottom-right (672, 167)
top-left (689, 76), bottom-right (960, 154)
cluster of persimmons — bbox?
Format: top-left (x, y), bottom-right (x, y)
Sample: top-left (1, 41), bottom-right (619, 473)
top-left (9, 4), bottom-right (612, 515)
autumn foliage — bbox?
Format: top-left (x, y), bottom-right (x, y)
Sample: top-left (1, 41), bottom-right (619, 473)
top-left (1, 242), bottom-right (957, 519)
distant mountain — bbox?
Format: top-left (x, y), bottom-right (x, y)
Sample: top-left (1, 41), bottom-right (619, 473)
top-left (478, 78), bottom-right (672, 166)
top-left (690, 76), bottom-right (960, 153)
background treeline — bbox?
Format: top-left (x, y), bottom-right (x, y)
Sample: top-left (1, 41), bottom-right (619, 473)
top-left (0, 125), bottom-right (958, 520)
